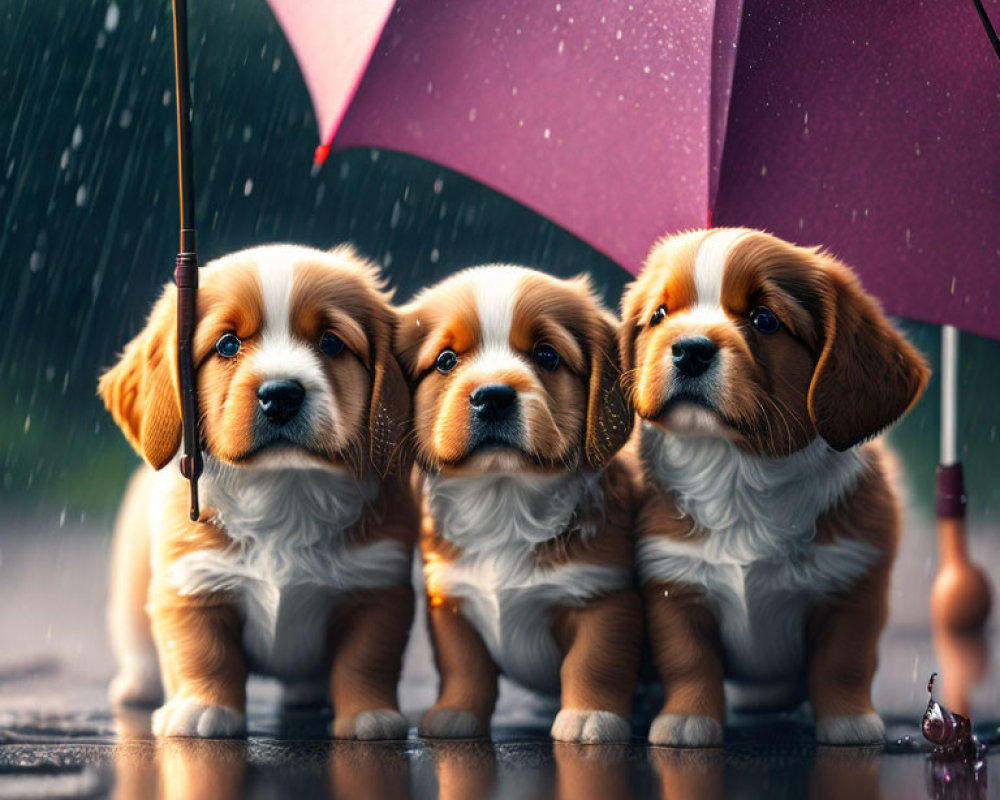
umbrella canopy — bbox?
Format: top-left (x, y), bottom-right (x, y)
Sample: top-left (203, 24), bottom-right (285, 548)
top-left (270, 0), bottom-right (1000, 342)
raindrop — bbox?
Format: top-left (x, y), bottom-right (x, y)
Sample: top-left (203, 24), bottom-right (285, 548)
top-left (760, 164), bottom-right (767, 176)
top-left (557, 40), bottom-right (565, 55)
top-left (29, 251), bottom-right (44, 273)
top-left (242, 125), bottom-right (253, 143)
top-left (23, 415), bottom-right (30, 434)
top-left (104, 1), bottom-right (120, 32)
top-left (59, 509), bottom-right (66, 528)
top-left (616, 29), bottom-right (623, 40)
top-left (45, 366), bottom-right (56, 382)
top-left (382, 252), bottom-right (393, 268)
top-left (543, 128), bottom-right (551, 139)
top-left (339, 162), bottom-right (350, 179)
top-left (75, 185), bottom-right (88, 207)
top-left (390, 200), bottom-right (402, 229)
top-left (468, 108), bottom-right (477, 122)
top-left (914, 142), bottom-right (922, 156)
top-left (272, 57), bottom-right (281, 72)
top-left (150, 25), bottom-right (157, 42)
top-left (119, 109), bottom-right (133, 129)
top-left (162, 90), bottom-right (172, 107)
top-left (71, 125), bottom-right (83, 150)
top-left (643, 65), bottom-right (650, 74)
top-left (426, 82), bottom-right (434, 94)
top-left (433, 178), bottom-right (444, 195)
top-left (370, 149), bottom-right (380, 163)
top-left (430, 248), bottom-right (440, 263)
top-left (59, 149), bottom-right (70, 170)
top-left (243, 179), bottom-right (253, 196)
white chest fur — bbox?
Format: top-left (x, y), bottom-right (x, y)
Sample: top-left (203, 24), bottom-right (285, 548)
top-left (637, 424), bottom-right (877, 703)
top-left (424, 472), bottom-right (628, 695)
top-left (157, 461), bottom-right (410, 681)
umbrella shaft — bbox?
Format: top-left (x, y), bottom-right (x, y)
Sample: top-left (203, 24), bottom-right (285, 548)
top-left (940, 325), bottom-right (959, 466)
top-left (172, 0), bottom-right (196, 244)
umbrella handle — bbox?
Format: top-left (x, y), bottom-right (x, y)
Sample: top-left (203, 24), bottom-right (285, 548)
top-left (932, 463), bottom-right (992, 632)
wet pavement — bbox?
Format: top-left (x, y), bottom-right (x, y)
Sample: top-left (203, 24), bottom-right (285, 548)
top-left (0, 515), bottom-right (997, 799)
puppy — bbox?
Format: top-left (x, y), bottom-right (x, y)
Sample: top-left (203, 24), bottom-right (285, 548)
top-left (395, 266), bottom-right (640, 743)
top-left (621, 228), bottom-right (929, 746)
top-left (100, 244), bottom-right (415, 739)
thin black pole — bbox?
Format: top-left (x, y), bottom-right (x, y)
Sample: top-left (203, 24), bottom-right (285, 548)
top-left (973, 0), bottom-right (1000, 60)
top-left (172, 0), bottom-right (202, 520)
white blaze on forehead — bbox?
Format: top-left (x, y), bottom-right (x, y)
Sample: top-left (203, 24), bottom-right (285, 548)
top-left (250, 250), bottom-right (338, 426)
top-left (471, 266), bottom-right (524, 370)
top-left (693, 228), bottom-right (750, 310)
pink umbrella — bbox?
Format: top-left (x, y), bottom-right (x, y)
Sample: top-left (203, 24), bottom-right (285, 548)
top-left (170, 1), bottom-right (999, 626)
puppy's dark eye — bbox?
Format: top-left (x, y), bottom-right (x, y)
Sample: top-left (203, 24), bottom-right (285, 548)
top-left (436, 349), bottom-right (458, 374)
top-left (650, 305), bottom-right (668, 326)
top-left (319, 331), bottom-right (345, 356)
top-left (215, 332), bottom-right (241, 358)
top-left (750, 306), bottom-right (781, 335)
top-left (533, 343), bottom-right (560, 372)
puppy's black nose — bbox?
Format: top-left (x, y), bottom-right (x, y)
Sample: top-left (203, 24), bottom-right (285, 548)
top-left (672, 336), bottom-right (718, 378)
top-left (257, 380), bottom-right (305, 426)
top-left (470, 384), bottom-right (518, 422)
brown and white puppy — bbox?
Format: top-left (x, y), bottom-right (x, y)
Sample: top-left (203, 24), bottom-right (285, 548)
top-left (100, 244), bottom-right (415, 739)
top-left (395, 265), bottom-right (640, 744)
top-left (621, 229), bottom-right (929, 746)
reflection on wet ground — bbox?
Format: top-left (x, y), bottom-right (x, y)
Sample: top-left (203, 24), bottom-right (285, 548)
top-left (0, 521), bottom-right (996, 799)
top-left (0, 703), bottom-right (995, 799)
top-left (0, 728), bottom-right (996, 800)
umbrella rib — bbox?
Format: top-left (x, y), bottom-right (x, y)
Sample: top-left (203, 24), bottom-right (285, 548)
top-left (972, 0), bottom-right (1000, 60)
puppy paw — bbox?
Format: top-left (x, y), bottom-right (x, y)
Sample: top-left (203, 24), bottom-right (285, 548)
top-left (109, 668), bottom-right (162, 708)
top-left (332, 709), bottom-right (409, 740)
top-left (151, 697), bottom-right (245, 739)
top-left (551, 709), bottom-right (631, 744)
top-left (648, 713), bottom-right (723, 747)
top-left (815, 713), bottom-right (884, 745)
top-left (419, 708), bottom-right (485, 739)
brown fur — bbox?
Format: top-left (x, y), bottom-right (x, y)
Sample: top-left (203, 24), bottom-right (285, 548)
top-left (625, 229), bottom-right (928, 739)
top-left (396, 267), bottom-right (640, 739)
top-left (101, 246), bottom-right (416, 739)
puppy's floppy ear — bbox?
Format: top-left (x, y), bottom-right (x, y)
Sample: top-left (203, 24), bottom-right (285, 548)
top-left (98, 285), bottom-right (183, 470)
top-left (807, 257), bottom-right (930, 451)
top-left (368, 309), bottom-right (411, 477)
top-left (585, 310), bottom-right (634, 470)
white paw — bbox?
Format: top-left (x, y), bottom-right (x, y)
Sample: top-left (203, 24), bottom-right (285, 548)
top-left (333, 709), bottom-right (409, 741)
top-left (419, 708), bottom-right (484, 739)
top-left (815, 713), bottom-right (884, 745)
top-left (551, 709), bottom-right (631, 744)
top-left (648, 714), bottom-right (723, 747)
top-left (109, 667), bottom-right (162, 708)
top-left (151, 697), bottom-right (245, 738)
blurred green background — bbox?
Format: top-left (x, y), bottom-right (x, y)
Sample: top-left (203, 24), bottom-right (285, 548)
top-left (1, 0), bottom-right (997, 525)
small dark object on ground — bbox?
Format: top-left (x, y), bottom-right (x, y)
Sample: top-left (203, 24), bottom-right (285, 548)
top-left (922, 672), bottom-right (987, 799)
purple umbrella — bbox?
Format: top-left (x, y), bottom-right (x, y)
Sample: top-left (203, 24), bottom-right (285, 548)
top-left (171, 1), bottom-right (999, 625)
